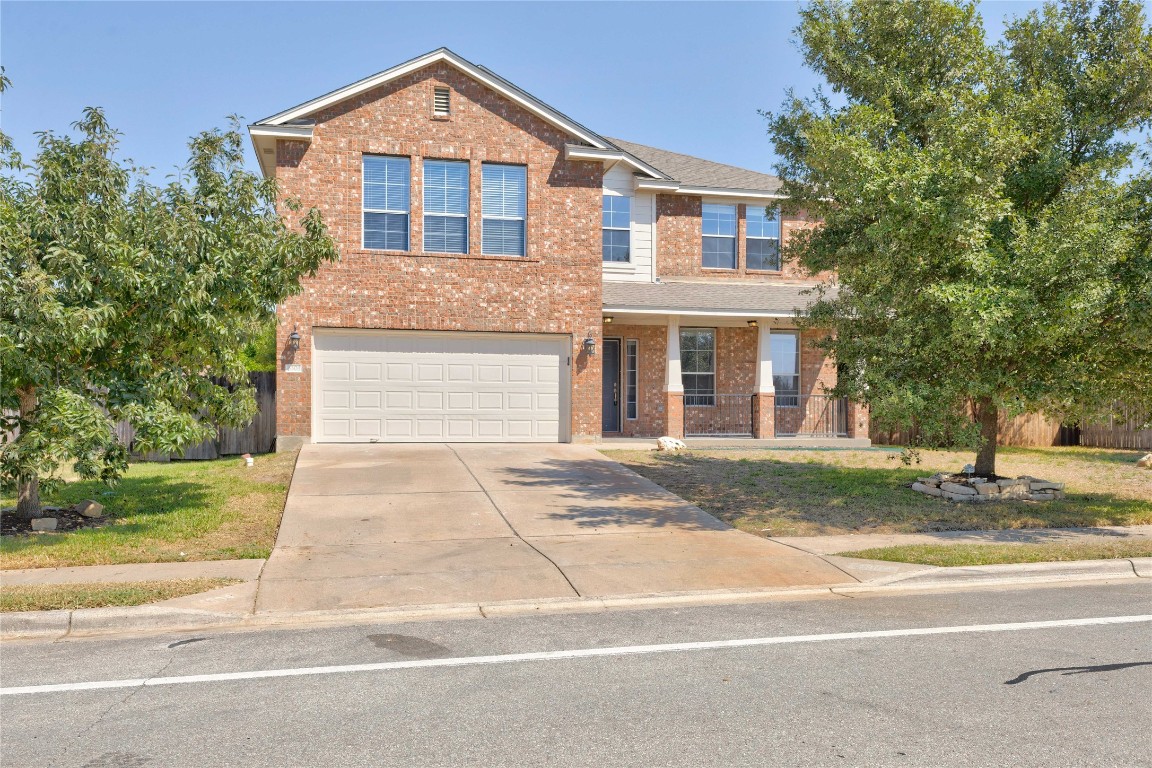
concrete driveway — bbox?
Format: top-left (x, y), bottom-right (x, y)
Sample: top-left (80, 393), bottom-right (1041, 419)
top-left (256, 444), bottom-right (854, 612)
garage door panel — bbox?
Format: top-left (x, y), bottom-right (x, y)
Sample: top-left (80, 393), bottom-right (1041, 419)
top-left (314, 331), bottom-right (568, 443)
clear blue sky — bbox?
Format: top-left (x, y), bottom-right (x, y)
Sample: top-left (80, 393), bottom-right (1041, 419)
top-left (2, 1), bottom-right (1063, 180)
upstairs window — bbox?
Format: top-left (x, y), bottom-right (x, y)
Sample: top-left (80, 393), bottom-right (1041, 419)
top-left (482, 164), bottom-right (527, 256)
top-left (746, 204), bottom-right (781, 271)
top-left (433, 86), bottom-right (451, 117)
top-left (702, 204), bottom-right (736, 269)
top-left (423, 159), bottom-right (469, 254)
top-left (363, 155), bottom-right (410, 251)
top-left (602, 195), bottom-right (631, 262)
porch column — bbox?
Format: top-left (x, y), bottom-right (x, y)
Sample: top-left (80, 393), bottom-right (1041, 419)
top-left (753, 324), bottom-right (775, 439)
top-left (664, 315), bottom-right (684, 439)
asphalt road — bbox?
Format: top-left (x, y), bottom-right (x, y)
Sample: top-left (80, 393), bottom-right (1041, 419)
top-left (2, 581), bottom-right (1150, 767)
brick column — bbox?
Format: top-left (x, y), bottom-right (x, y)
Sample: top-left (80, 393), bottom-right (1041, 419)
top-left (665, 392), bottom-right (685, 440)
top-left (848, 400), bottom-right (871, 440)
top-left (753, 393), bottom-right (775, 439)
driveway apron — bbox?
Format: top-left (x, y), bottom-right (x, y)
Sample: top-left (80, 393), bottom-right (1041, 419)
top-left (255, 444), bottom-right (853, 612)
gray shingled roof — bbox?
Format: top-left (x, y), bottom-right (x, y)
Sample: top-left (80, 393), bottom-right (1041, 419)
top-left (607, 138), bottom-right (783, 193)
top-left (603, 281), bottom-right (832, 315)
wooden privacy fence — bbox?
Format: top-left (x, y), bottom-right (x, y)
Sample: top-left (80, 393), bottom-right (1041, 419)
top-left (116, 372), bottom-right (276, 460)
top-left (871, 406), bottom-right (1151, 450)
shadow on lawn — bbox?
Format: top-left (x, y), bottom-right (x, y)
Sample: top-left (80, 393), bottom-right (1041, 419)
top-left (0, 475), bottom-right (212, 555)
top-left (609, 452), bottom-right (1152, 536)
top-left (490, 458), bottom-right (729, 531)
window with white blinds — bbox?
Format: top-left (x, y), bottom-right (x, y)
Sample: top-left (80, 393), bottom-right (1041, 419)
top-left (363, 155), bottom-right (410, 251)
top-left (481, 163), bottom-right (527, 256)
top-left (423, 159), bottom-right (469, 254)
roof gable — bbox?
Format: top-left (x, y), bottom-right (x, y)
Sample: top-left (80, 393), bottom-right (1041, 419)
top-left (254, 48), bottom-right (611, 150)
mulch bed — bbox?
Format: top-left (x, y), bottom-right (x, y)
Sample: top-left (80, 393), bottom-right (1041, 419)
top-left (1, 506), bottom-right (113, 536)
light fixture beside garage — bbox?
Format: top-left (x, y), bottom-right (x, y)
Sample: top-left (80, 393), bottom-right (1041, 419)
top-left (583, 337), bottom-right (597, 356)
top-left (288, 327), bottom-right (302, 351)
top-left (747, 320), bottom-right (758, 328)
top-left (603, 316), bottom-right (614, 324)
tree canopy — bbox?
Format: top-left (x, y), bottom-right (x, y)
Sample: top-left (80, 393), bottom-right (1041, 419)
top-left (1, 107), bottom-right (338, 516)
top-left (768, 0), bottom-right (1152, 474)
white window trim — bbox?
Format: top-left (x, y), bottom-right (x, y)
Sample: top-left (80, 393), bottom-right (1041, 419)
top-left (602, 194), bottom-right (631, 264)
top-left (680, 327), bottom-right (716, 407)
top-left (746, 204), bottom-right (781, 272)
top-left (481, 163), bottom-right (528, 257)
top-left (362, 155), bottom-right (410, 252)
top-left (701, 203), bottom-right (737, 271)
top-left (625, 338), bottom-right (639, 420)
top-left (423, 159), bottom-right (469, 255)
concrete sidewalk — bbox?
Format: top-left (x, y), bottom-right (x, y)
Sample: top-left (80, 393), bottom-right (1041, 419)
top-left (1, 559), bottom-right (265, 586)
top-left (255, 443), bottom-right (851, 612)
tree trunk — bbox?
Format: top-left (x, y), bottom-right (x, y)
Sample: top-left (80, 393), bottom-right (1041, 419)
top-left (14, 388), bottom-right (41, 520)
top-left (973, 397), bottom-right (998, 477)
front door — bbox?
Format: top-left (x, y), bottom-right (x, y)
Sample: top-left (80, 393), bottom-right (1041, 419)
top-left (602, 338), bottom-right (622, 433)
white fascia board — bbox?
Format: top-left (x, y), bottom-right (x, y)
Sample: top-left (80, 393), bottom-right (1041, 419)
top-left (564, 145), bottom-right (668, 180)
top-left (634, 178), bottom-right (682, 192)
top-left (256, 49), bottom-right (610, 150)
top-left (602, 306), bottom-right (800, 318)
top-left (677, 186), bottom-right (786, 200)
top-left (249, 125), bottom-right (314, 140)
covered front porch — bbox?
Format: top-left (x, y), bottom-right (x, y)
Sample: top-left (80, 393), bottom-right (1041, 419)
top-left (598, 281), bottom-right (869, 444)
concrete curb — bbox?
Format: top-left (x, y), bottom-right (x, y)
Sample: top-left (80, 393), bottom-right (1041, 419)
top-left (3, 558), bottom-right (1148, 642)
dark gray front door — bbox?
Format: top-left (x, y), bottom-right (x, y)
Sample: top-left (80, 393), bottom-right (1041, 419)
top-left (602, 338), bottom-right (622, 432)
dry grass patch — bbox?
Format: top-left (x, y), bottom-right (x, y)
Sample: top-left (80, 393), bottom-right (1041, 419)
top-left (0, 578), bottom-right (242, 612)
top-left (1, 451), bottom-right (297, 569)
top-left (839, 541), bottom-right (1152, 567)
top-left (605, 446), bottom-right (1151, 537)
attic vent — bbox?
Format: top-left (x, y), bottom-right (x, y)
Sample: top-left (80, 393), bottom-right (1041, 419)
top-left (433, 86), bottom-right (451, 116)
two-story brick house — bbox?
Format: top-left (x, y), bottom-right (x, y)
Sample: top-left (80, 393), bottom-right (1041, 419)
top-left (249, 48), bottom-right (868, 449)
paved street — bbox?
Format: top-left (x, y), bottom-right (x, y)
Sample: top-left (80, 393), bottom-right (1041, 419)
top-left (2, 581), bottom-right (1150, 767)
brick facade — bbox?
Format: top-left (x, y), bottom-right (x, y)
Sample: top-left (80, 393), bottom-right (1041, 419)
top-left (655, 197), bottom-right (828, 282)
top-left (272, 64), bottom-right (604, 442)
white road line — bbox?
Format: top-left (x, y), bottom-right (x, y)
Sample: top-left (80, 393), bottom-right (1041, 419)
top-left (4, 614), bottom-right (1150, 696)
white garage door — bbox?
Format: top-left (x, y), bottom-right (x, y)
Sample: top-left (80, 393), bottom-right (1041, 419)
top-left (312, 330), bottom-right (570, 443)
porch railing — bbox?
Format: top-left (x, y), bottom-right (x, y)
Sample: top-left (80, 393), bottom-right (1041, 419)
top-left (775, 395), bottom-right (849, 438)
top-left (684, 394), bottom-right (754, 437)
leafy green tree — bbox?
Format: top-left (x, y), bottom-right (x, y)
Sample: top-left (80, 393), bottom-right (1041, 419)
top-left (768, 0), bottom-right (1152, 475)
top-left (1, 107), bottom-right (338, 517)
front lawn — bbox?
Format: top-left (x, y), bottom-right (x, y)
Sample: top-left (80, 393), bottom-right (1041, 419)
top-left (839, 541), bottom-right (1152, 567)
top-left (0, 578), bottom-right (242, 612)
top-left (1, 451), bottom-right (297, 570)
top-left (606, 446), bottom-right (1152, 537)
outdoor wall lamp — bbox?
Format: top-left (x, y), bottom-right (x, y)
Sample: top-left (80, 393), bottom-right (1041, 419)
top-left (747, 320), bottom-right (758, 328)
top-left (582, 337), bottom-right (597, 356)
top-left (288, 327), bottom-right (301, 351)
top-left (603, 316), bottom-right (614, 324)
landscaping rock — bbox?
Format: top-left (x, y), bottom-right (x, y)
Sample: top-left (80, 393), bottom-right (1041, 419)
top-left (940, 482), bottom-right (978, 496)
top-left (1029, 480), bottom-right (1065, 491)
top-left (30, 518), bottom-right (58, 532)
top-left (996, 478), bottom-right (1028, 489)
top-left (656, 436), bottom-right (687, 452)
top-left (942, 491), bottom-right (978, 503)
top-left (916, 477), bottom-right (941, 487)
top-left (974, 483), bottom-right (1000, 495)
top-left (912, 482), bottom-right (943, 497)
top-left (1136, 453), bottom-right (1152, 469)
top-left (1029, 492), bottom-right (1056, 501)
top-left (74, 500), bottom-right (105, 518)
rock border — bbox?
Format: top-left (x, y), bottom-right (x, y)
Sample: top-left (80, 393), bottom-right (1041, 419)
top-left (911, 473), bottom-right (1065, 503)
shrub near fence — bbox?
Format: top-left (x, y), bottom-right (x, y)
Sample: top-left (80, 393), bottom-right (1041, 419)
top-left (119, 372), bottom-right (277, 460)
top-left (870, 406), bottom-right (1151, 450)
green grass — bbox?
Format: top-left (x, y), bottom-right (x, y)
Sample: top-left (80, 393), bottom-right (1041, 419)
top-left (0, 578), bottom-right (243, 612)
top-left (604, 445), bottom-right (1152, 537)
top-left (838, 541), bottom-right (1152, 567)
top-left (1, 451), bottom-right (297, 570)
